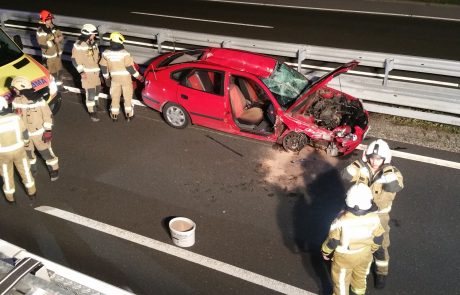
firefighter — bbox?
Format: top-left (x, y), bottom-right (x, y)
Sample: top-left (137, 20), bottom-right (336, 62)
top-left (99, 32), bottom-right (144, 122)
top-left (0, 96), bottom-right (36, 204)
top-left (11, 76), bottom-right (59, 182)
top-left (36, 10), bottom-right (64, 87)
top-left (71, 23), bottom-right (102, 122)
top-left (322, 183), bottom-right (384, 295)
top-left (342, 139), bottom-right (404, 289)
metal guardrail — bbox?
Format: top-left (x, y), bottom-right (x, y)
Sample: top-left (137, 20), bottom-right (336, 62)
top-left (0, 239), bottom-right (133, 295)
top-left (1, 9), bottom-right (460, 126)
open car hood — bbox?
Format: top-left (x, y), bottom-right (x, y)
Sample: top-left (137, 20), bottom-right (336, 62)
top-left (287, 60), bottom-right (359, 113)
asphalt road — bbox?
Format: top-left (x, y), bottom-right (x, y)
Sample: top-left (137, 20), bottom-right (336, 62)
top-left (1, 0), bottom-right (460, 60)
top-left (0, 90), bottom-right (458, 294)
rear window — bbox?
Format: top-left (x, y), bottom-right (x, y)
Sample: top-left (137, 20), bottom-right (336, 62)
top-left (158, 50), bottom-right (204, 68)
top-left (0, 29), bottom-right (23, 66)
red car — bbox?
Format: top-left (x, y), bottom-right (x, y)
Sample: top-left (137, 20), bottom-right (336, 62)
top-left (141, 48), bottom-right (369, 156)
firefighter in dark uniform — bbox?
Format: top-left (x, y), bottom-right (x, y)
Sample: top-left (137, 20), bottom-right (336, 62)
top-left (342, 139), bottom-right (404, 289)
top-left (322, 183), bottom-right (384, 295)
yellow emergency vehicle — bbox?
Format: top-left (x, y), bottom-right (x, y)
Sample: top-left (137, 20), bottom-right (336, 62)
top-left (0, 28), bottom-right (61, 114)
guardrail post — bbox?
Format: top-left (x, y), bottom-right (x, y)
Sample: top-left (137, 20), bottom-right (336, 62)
top-left (297, 47), bottom-right (308, 73)
top-left (0, 13), bottom-right (9, 30)
top-left (97, 24), bottom-right (108, 46)
top-left (156, 32), bottom-right (165, 54)
top-left (221, 40), bottom-right (232, 48)
top-left (383, 58), bottom-right (394, 86)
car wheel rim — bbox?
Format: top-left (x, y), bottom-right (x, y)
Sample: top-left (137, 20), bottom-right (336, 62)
top-left (166, 106), bottom-right (185, 126)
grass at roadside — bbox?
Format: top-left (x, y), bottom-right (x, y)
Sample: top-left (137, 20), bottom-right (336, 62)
top-left (385, 115), bottom-right (460, 134)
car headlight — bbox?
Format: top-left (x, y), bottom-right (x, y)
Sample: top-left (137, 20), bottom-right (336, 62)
top-left (49, 75), bottom-right (58, 95)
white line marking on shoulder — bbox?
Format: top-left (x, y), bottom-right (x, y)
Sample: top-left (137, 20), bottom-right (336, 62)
top-left (35, 206), bottom-right (314, 295)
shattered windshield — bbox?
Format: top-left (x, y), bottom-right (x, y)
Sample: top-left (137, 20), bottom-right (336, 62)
top-left (0, 29), bottom-right (23, 66)
top-left (261, 62), bottom-right (310, 108)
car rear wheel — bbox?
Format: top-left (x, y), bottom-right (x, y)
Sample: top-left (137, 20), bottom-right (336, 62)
top-left (163, 103), bottom-right (190, 129)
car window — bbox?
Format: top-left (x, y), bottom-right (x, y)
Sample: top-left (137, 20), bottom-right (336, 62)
top-left (261, 62), bottom-right (310, 109)
top-left (158, 50), bottom-right (204, 68)
top-left (171, 69), bottom-right (192, 81)
top-left (181, 69), bottom-right (224, 96)
top-left (231, 76), bottom-right (269, 104)
top-left (0, 29), bottom-right (23, 66)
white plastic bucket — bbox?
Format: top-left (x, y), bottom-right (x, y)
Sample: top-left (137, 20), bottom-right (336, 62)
top-left (169, 217), bottom-right (196, 247)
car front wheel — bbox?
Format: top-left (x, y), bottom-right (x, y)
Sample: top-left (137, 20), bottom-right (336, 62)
top-left (163, 103), bottom-right (190, 129)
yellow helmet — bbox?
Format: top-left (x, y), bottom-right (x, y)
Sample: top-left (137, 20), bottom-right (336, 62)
top-left (11, 76), bottom-right (32, 90)
top-left (109, 32), bottom-right (125, 44)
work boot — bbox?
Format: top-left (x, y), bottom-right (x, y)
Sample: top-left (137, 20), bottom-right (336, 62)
top-left (375, 274), bottom-right (387, 289)
top-left (90, 112), bottom-right (100, 122)
top-left (50, 170), bottom-right (59, 182)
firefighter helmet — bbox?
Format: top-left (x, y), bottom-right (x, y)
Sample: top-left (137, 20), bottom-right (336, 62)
top-left (346, 183), bottom-right (373, 210)
top-left (0, 97), bottom-right (8, 112)
top-left (11, 76), bottom-right (33, 90)
top-left (81, 24), bottom-right (98, 35)
top-left (39, 10), bottom-right (53, 22)
top-left (362, 139), bottom-right (392, 164)
top-left (109, 32), bottom-right (125, 44)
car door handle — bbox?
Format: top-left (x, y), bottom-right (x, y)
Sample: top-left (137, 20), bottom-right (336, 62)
top-left (181, 94), bottom-right (188, 100)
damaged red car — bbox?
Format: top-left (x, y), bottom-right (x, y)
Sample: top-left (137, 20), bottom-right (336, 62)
top-left (141, 48), bottom-right (369, 156)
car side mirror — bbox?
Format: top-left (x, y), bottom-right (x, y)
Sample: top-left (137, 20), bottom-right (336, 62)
top-left (13, 35), bottom-right (23, 50)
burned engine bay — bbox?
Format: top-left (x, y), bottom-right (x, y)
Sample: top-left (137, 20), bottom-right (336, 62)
top-left (306, 89), bottom-right (368, 131)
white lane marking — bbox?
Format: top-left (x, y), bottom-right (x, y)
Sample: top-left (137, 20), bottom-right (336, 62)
top-left (35, 206), bottom-right (314, 295)
top-left (204, 0), bottom-right (460, 22)
top-left (357, 144), bottom-right (460, 170)
top-left (130, 11), bottom-right (273, 28)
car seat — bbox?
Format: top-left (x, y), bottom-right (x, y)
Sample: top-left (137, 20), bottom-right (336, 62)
top-left (229, 84), bottom-right (263, 125)
top-left (238, 78), bottom-right (259, 103)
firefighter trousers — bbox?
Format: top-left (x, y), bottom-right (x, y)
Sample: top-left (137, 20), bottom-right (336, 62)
top-left (25, 135), bottom-right (59, 174)
top-left (375, 213), bottom-right (390, 275)
top-left (85, 86), bottom-right (102, 113)
top-left (331, 250), bottom-right (373, 295)
top-left (45, 56), bottom-right (63, 75)
top-left (110, 80), bottom-right (134, 118)
top-left (0, 148), bottom-right (36, 202)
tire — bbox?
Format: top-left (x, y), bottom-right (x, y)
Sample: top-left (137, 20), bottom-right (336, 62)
top-left (162, 103), bottom-right (190, 129)
top-left (282, 132), bottom-right (308, 152)
top-left (48, 95), bottom-right (62, 115)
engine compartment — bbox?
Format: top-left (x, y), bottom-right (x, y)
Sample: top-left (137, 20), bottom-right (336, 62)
top-left (306, 89), bottom-right (368, 131)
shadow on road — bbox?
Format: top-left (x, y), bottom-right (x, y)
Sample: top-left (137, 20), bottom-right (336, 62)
top-left (276, 152), bottom-right (345, 295)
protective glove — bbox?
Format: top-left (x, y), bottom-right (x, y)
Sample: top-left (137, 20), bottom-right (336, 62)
top-left (137, 75), bottom-right (145, 83)
top-left (42, 130), bottom-right (52, 143)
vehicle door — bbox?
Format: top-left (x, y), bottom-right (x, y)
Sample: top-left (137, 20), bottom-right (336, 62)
top-left (224, 70), bottom-right (281, 140)
top-left (176, 68), bottom-right (227, 130)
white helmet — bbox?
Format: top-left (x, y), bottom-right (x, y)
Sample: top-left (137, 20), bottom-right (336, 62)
top-left (11, 76), bottom-right (32, 90)
top-left (0, 97), bottom-right (8, 112)
top-left (362, 139), bottom-right (392, 164)
top-left (81, 24), bottom-right (98, 35)
top-left (346, 183), bottom-right (373, 210)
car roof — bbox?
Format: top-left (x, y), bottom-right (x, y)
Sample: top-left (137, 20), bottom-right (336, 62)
top-left (200, 48), bottom-right (277, 79)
